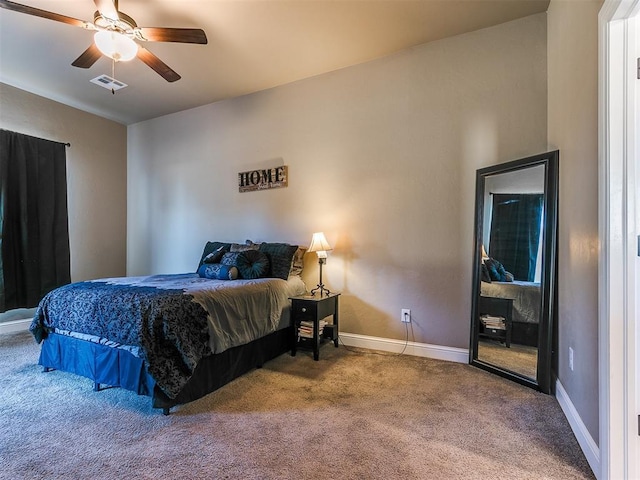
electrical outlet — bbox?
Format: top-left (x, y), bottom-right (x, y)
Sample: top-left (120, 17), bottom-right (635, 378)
top-left (569, 347), bottom-right (574, 371)
top-left (401, 308), bottom-right (411, 323)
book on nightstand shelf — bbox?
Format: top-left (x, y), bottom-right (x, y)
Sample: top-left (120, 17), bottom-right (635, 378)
top-left (480, 314), bottom-right (506, 330)
top-left (298, 320), bottom-right (327, 339)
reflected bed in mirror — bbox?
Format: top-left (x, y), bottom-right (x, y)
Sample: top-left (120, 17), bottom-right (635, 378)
top-left (470, 151), bottom-right (558, 394)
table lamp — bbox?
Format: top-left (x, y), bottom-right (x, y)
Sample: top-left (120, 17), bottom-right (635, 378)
top-left (308, 232), bottom-right (333, 297)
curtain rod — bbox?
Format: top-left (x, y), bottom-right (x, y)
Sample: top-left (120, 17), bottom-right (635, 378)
top-left (0, 129), bottom-right (70, 147)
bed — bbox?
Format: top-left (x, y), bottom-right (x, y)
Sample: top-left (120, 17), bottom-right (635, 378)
top-left (480, 280), bottom-right (541, 346)
top-left (29, 241), bottom-right (307, 414)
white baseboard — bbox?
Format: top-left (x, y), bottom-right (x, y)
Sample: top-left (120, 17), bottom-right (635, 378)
top-left (555, 379), bottom-right (600, 479)
top-left (338, 332), bottom-right (469, 364)
top-left (0, 318), bottom-right (31, 335)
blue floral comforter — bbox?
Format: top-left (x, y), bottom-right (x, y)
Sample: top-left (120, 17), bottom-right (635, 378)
top-left (31, 278), bottom-right (210, 399)
top-left (30, 274), bottom-right (305, 399)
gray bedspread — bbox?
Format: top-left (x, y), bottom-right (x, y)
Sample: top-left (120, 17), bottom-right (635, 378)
top-left (102, 273), bottom-right (306, 354)
top-left (481, 280), bottom-right (541, 324)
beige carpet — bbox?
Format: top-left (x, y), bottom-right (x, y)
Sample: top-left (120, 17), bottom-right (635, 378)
top-left (0, 331), bottom-right (593, 479)
top-left (478, 339), bottom-right (538, 379)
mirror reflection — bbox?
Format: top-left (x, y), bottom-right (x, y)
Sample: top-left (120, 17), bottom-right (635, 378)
top-left (477, 165), bottom-right (544, 379)
top-left (470, 150), bottom-right (558, 393)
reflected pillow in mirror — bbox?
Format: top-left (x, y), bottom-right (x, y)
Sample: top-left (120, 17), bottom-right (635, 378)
top-left (485, 258), bottom-right (508, 282)
top-left (481, 263), bottom-right (492, 283)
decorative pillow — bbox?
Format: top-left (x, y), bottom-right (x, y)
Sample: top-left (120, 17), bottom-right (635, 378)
top-left (258, 242), bottom-right (298, 280)
top-left (197, 241), bottom-right (232, 271)
top-left (230, 240), bottom-right (262, 252)
top-left (203, 246), bottom-right (228, 264)
top-left (485, 258), bottom-right (508, 282)
top-left (495, 261), bottom-right (509, 280)
top-left (221, 251), bottom-right (242, 268)
top-left (236, 250), bottom-right (270, 279)
top-left (289, 247), bottom-right (306, 277)
top-left (481, 263), bottom-right (492, 283)
top-left (197, 263), bottom-right (238, 280)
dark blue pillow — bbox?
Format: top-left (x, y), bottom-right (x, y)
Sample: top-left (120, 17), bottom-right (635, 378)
top-left (485, 258), bottom-right (507, 282)
top-left (203, 246), bottom-right (228, 264)
top-left (197, 263), bottom-right (238, 280)
top-left (258, 243), bottom-right (298, 280)
top-left (197, 241), bottom-right (232, 271)
top-left (221, 252), bottom-right (242, 268)
top-left (481, 263), bottom-right (492, 283)
top-left (236, 250), bottom-right (270, 279)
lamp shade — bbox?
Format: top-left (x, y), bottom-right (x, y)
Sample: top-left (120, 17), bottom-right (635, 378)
top-left (94, 30), bottom-right (138, 61)
top-left (308, 232), bottom-right (332, 253)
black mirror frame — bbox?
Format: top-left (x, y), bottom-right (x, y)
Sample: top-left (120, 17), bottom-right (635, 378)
top-left (469, 150), bottom-right (559, 394)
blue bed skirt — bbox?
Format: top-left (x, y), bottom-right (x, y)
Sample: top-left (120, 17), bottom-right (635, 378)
top-left (38, 327), bottom-right (294, 413)
top-left (39, 333), bottom-right (156, 396)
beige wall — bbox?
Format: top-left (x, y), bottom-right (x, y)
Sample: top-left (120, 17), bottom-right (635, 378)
top-left (0, 83), bottom-right (127, 282)
top-left (128, 14), bottom-right (548, 349)
top-left (547, 0), bottom-right (601, 443)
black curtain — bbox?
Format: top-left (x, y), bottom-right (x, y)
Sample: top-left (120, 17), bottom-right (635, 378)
top-left (0, 129), bottom-right (71, 312)
top-left (489, 193), bottom-right (543, 282)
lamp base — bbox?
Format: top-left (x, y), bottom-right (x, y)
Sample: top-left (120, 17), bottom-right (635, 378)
top-left (310, 284), bottom-right (331, 297)
top-left (310, 257), bottom-right (331, 297)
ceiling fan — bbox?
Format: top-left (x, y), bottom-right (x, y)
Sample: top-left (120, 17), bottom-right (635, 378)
top-left (0, 0), bottom-right (207, 82)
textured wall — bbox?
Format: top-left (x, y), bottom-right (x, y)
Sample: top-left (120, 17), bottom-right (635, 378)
top-left (547, 0), bottom-right (601, 443)
top-left (127, 14), bottom-right (548, 350)
top-left (0, 83), bottom-right (127, 282)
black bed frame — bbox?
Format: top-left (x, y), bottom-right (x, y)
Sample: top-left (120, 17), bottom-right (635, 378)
top-left (153, 327), bottom-right (293, 413)
top-left (510, 321), bottom-right (539, 348)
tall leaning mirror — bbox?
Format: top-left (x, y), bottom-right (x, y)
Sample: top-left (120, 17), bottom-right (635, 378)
top-left (469, 151), bottom-right (558, 394)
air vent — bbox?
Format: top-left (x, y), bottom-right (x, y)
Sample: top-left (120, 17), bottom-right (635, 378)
top-left (90, 74), bottom-right (127, 91)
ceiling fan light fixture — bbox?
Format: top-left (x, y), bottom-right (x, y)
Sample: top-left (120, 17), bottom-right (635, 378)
top-left (94, 30), bottom-right (138, 62)
top-left (2, 0), bottom-right (206, 81)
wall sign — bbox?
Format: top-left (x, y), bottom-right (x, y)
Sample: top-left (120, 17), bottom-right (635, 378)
top-left (238, 165), bottom-right (288, 193)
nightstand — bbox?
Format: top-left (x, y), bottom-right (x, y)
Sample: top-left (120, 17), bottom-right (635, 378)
top-left (290, 293), bottom-right (340, 361)
top-left (478, 295), bottom-right (513, 348)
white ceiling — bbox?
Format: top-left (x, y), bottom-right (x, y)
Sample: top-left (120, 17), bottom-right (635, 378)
top-left (0, 0), bottom-right (549, 125)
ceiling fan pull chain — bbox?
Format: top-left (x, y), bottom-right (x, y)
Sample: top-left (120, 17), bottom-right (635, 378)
top-left (111, 59), bottom-right (116, 95)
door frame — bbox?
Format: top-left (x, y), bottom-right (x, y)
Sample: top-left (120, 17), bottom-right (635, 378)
top-left (598, 1), bottom-right (639, 478)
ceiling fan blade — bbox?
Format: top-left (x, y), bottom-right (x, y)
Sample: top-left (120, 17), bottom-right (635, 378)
top-left (71, 44), bottom-right (102, 69)
top-left (0, 0), bottom-right (89, 28)
top-left (137, 47), bottom-right (180, 82)
top-left (93, 0), bottom-right (118, 21)
top-left (137, 27), bottom-right (207, 44)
